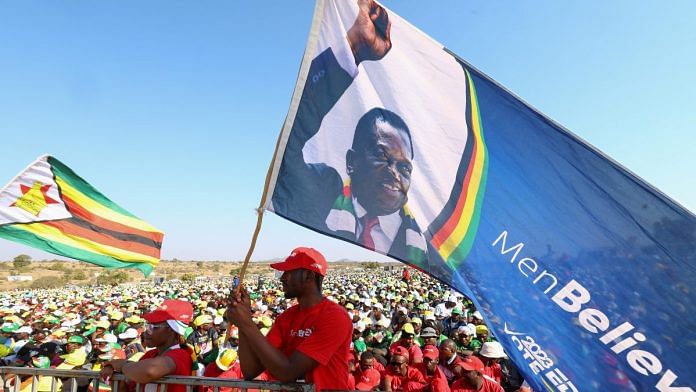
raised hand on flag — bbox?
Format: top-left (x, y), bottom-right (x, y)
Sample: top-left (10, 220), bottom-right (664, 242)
top-left (347, 0), bottom-right (392, 65)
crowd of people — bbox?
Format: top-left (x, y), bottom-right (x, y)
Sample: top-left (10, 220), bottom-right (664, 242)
top-left (0, 256), bottom-right (529, 392)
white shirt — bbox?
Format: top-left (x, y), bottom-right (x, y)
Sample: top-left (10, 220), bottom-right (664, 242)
top-left (353, 197), bottom-right (402, 253)
top-left (434, 303), bottom-right (452, 318)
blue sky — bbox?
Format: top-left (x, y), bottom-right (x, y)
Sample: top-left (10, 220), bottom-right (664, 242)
top-left (1, 1), bottom-right (694, 262)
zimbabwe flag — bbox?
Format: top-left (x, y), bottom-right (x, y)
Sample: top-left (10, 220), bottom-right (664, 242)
top-left (0, 155), bottom-right (162, 275)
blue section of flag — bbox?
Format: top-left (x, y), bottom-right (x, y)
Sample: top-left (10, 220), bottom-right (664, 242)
top-left (457, 64), bottom-right (696, 390)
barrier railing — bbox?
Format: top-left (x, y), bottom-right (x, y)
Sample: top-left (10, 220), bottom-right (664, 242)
top-left (0, 367), bottom-right (314, 392)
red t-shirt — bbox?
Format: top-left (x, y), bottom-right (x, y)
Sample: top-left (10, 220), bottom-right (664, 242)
top-left (390, 342), bottom-right (423, 364)
top-left (266, 298), bottom-right (352, 391)
top-left (412, 363), bottom-right (450, 392)
top-left (451, 377), bottom-right (504, 392)
top-left (203, 363), bottom-right (242, 392)
top-left (132, 347), bottom-right (192, 392)
top-left (383, 366), bottom-right (426, 391)
top-left (482, 363), bottom-right (502, 384)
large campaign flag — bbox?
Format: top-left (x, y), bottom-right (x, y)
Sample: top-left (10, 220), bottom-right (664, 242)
top-left (0, 155), bottom-right (163, 275)
top-left (264, 0), bottom-right (695, 390)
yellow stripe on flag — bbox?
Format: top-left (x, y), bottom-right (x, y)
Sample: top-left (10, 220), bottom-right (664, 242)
top-left (438, 75), bottom-right (487, 261)
top-left (55, 176), bottom-right (161, 233)
top-left (15, 223), bottom-right (159, 265)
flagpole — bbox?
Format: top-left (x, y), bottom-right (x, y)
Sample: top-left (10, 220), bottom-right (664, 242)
top-left (235, 0), bottom-right (327, 295)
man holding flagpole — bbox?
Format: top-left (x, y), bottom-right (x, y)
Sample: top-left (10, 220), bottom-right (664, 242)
top-left (225, 247), bottom-right (352, 390)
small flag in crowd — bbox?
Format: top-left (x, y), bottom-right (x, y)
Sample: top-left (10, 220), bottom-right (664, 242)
top-left (0, 155), bottom-right (163, 275)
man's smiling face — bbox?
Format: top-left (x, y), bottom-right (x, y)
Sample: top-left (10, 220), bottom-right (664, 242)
top-left (347, 117), bottom-right (413, 216)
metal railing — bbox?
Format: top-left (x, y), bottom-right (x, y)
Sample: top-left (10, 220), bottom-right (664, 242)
top-left (0, 367), bottom-right (314, 392)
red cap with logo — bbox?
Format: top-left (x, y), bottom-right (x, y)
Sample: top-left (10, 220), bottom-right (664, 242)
top-left (390, 346), bottom-right (410, 361)
top-left (422, 344), bottom-right (439, 360)
top-left (460, 355), bottom-right (485, 372)
top-left (355, 368), bottom-right (381, 390)
top-left (270, 247), bottom-right (328, 276)
top-left (143, 299), bottom-right (193, 324)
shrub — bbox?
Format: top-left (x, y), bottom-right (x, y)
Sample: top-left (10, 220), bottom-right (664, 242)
top-left (47, 262), bottom-right (67, 271)
top-left (361, 261), bottom-right (380, 269)
top-left (72, 271), bottom-right (87, 280)
top-left (31, 276), bottom-right (64, 289)
top-left (96, 270), bottom-right (130, 285)
top-left (13, 254), bottom-right (31, 269)
top-left (180, 273), bottom-right (196, 282)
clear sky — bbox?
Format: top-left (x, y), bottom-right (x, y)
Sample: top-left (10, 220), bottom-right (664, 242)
top-left (1, 1), bottom-right (694, 263)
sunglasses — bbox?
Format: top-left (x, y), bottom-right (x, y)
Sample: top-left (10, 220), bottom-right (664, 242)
top-left (144, 323), bottom-right (169, 333)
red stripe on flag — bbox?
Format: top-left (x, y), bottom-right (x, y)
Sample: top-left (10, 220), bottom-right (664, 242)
top-left (42, 219), bottom-right (161, 259)
top-left (431, 140), bottom-right (480, 249)
top-left (62, 195), bottom-right (164, 244)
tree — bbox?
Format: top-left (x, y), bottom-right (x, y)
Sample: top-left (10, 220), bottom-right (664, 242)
top-left (13, 254), bottom-right (31, 269)
top-left (180, 273), bottom-right (196, 282)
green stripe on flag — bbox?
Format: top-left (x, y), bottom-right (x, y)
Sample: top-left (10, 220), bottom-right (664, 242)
top-left (47, 156), bottom-right (138, 219)
top-left (0, 224), bottom-right (153, 276)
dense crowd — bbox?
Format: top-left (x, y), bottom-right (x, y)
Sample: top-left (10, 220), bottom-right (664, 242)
top-left (0, 267), bottom-right (529, 391)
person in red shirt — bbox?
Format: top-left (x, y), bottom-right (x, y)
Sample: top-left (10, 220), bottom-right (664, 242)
top-left (382, 346), bottom-right (426, 391)
top-left (356, 368), bottom-right (382, 391)
top-left (478, 342), bottom-right (505, 384)
top-left (202, 349), bottom-right (242, 392)
top-left (413, 345), bottom-right (450, 392)
top-left (451, 356), bottom-right (503, 392)
top-left (100, 299), bottom-right (194, 392)
top-left (389, 323), bottom-right (423, 365)
top-left (438, 339), bottom-right (464, 384)
top-left (355, 351), bottom-right (385, 383)
top-left (226, 247), bottom-right (353, 391)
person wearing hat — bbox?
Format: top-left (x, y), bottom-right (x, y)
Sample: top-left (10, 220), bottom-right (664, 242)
top-left (418, 326), bottom-right (444, 348)
top-left (469, 325), bottom-right (493, 353)
top-left (477, 342), bottom-right (507, 385)
top-left (119, 328), bottom-right (145, 361)
top-left (443, 307), bottom-right (467, 338)
top-left (226, 247), bottom-right (353, 391)
top-left (202, 348), bottom-right (242, 392)
top-left (382, 346), bottom-right (426, 391)
top-left (414, 345), bottom-right (449, 392)
top-left (100, 299), bottom-right (194, 392)
top-left (365, 318), bottom-right (391, 366)
top-left (434, 295), bottom-right (458, 320)
top-left (188, 314), bottom-right (218, 365)
top-left (389, 323), bottom-right (422, 365)
top-left (109, 311), bottom-right (129, 335)
top-left (450, 355), bottom-right (504, 392)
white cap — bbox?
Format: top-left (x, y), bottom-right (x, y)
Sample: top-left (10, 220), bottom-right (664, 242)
top-left (447, 295), bottom-right (457, 303)
top-left (16, 326), bottom-right (32, 334)
top-left (96, 334), bottom-right (117, 343)
top-left (373, 303), bottom-right (384, 310)
top-left (472, 311), bottom-right (483, 320)
top-left (118, 328), bottom-right (138, 340)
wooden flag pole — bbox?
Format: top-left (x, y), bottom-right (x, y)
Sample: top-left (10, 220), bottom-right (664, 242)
top-left (234, 0), bottom-right (325, 293)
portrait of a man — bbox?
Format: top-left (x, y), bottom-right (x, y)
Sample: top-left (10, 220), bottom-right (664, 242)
top-left (271, 0), bottom-right (430, 266)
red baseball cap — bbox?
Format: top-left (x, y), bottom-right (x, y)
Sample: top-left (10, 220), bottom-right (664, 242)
top-left (143, 299), bottom-right (193, 324)
top-left (422, 344), bottom-right (439, 360)
top-left (460, 355), bottom-right (485, 372)
top-left (270, 247), bottom-right (328, 276)
top-left (390, 346), bottom-right (410, 361)
top-left (355, 368), bottom-right (381, 390)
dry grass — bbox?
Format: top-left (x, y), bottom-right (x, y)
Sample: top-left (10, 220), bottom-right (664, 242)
top-left (0, 260), bottom-right (398, 291)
